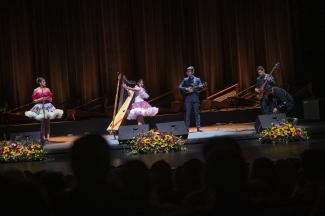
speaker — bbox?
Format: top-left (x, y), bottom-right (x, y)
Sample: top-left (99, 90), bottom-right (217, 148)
top-left (118, 124), bottom-right (149, 143)
top-left (254, 113), bottom-right (287, 133)
top-left (10, 131), bottom-right (41, 142)
top-left (155, 121), bottom-right (188, 139)
top-left (303, 99), bottom-right (320, 120)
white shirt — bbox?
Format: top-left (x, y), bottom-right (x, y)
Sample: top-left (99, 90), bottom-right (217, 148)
top-left (133, 85), bottom-right (149, 103)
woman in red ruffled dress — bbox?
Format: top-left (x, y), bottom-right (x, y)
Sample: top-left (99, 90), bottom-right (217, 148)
top-left (25, 77), bottom-right (63, 142)
top-left (122, 79), bottom-right (158, 125)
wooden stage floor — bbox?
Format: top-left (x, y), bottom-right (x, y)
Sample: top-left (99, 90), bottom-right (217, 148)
top-left (1, 121), bottom-right (325, 175)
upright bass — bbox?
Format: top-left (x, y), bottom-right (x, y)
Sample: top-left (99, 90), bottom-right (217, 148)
top-left (256, 62), bottom-right (280, 100)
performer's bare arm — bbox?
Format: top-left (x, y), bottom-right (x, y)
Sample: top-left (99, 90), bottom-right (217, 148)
top-left (122, 83), bottom-right (140, 92)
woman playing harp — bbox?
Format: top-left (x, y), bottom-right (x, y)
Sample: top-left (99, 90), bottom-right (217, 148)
top-left (122, 78), bottom-right (158, 125)
top-left (107, 75), bottom-right (158, 131)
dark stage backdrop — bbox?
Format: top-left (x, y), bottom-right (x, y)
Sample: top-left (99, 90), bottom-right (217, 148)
top-left (0, 0), bottom-right (323, 111)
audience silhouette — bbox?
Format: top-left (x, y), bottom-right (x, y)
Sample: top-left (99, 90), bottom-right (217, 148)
top-left (56, 134), bottom-right (128, 215)
top-left (1, 135), bottom-right (325, 216)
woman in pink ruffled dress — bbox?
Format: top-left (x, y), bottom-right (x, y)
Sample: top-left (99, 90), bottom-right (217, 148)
top-left (122, 79), bottom-right (158, 125)
top-left (25, 77), bottom-right (63, 142)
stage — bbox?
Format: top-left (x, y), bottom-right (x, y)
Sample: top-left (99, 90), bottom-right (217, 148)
top-left (1, 118), bottom-right (325, 175)
top-left (1, 107), bottom-right (325, 175)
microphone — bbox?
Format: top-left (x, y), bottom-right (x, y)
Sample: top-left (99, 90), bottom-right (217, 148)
top-left (41, 88), bottom-right (46, 103)
top-left (41, 88), bottom-right (46, 100)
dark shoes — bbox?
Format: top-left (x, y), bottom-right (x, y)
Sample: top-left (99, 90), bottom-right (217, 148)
top-left (186, 128), bottom-right (203, 132)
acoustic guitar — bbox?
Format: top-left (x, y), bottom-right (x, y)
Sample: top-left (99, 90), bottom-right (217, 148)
top-left (185, 82), bottom-right (208, 95)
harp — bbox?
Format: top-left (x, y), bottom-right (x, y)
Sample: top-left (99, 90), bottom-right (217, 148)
top-left (2, 102), bottom-right (35, 124)
top-left (107, 73), bottom-right (136, 132)
top-left (65, 96), bottom-right (108, 121)
top-left (201, 83), bottom-right (262, 110)
top-left (201, 84), bottom-right (239, 110)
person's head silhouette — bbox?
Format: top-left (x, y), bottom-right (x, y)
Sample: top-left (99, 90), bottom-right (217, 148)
top-left (70, 134), bottom-right (111, 185)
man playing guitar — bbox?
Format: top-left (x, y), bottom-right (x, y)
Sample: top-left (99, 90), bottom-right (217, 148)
top-left (254, 65), bottom-right (277, 114)
top-left (178, 66), bottom-right (204, 132)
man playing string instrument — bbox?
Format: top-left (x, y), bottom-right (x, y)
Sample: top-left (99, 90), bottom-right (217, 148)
top-left (254, 66), bottom-right (276, 114)
top-left (178, 66), bottom-right (204, 132)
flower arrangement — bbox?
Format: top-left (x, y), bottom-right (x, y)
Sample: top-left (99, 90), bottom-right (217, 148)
top-left (125, 129), bottom-right (187, 155)
top-left (259, 121), bottom-right (309, 144)
top-left (0, 134), bottom-right (48, 163)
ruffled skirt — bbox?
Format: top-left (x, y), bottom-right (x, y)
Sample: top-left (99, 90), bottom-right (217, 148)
top-left (127, 101), bottom-right (159, 120)
top-left (25, 103), bottom-right (64, 121)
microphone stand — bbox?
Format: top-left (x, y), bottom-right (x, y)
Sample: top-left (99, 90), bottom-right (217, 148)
top-left (40, 87), bottom-right (46, 147)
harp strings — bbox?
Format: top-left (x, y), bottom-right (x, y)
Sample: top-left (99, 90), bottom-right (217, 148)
top-left (117, 75), bottom-right (136, 111)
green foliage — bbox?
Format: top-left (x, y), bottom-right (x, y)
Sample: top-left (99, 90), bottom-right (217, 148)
top-left (0, 138), bottom-right (48, 163)
top-left (125, 129), bottom-right (187, 155)
top-left (259, 121), bottom-right (309, 144)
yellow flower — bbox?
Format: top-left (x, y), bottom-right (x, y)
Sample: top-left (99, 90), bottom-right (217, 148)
top-left (290, 128), bottom-right (296, 133)
top-left (153, 135), bottom-right (160, 141)
top-left (144, 138), bottom-right (151, 144)
top-left (165, 134), bottom-right (172, 140)
top-left (3, 146), bottom-right (9, 153)
top-left (126, 129), bottom-right (187, 155)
